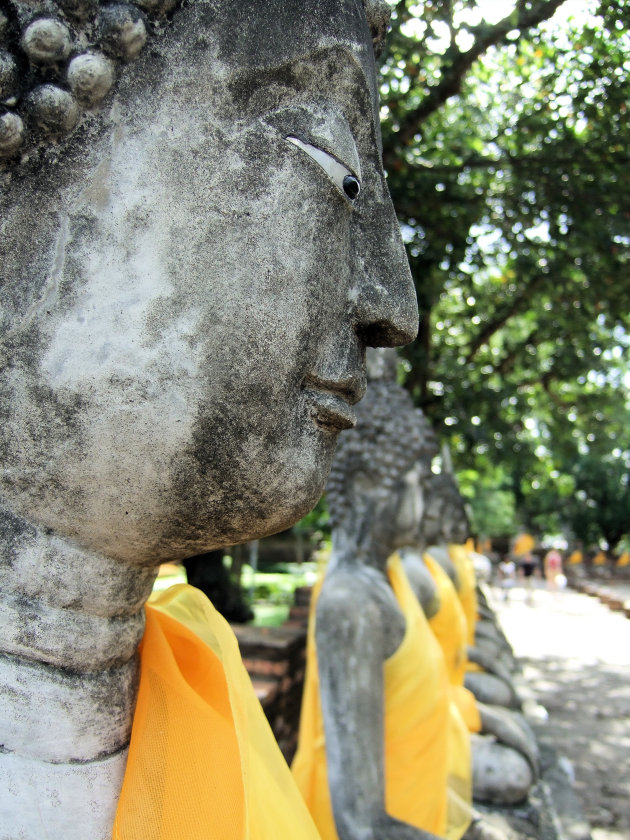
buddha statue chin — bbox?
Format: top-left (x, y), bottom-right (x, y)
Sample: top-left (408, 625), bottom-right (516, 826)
top-left (0, 2), bottom-right (418, 836)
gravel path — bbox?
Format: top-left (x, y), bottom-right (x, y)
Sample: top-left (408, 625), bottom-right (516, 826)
top-left (490, 582), bottom-right (630, 840)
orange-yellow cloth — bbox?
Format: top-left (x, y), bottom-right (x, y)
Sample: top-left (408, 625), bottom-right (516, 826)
top-left (447, 544), bottom-right (478, 647)
top-left (424, 554), bottom-right (482, 735)
top-left (593, 550), bottom-right (607, 566)
top-left (113, 584), bottom-right (321, 840)
top-left (292, 555), bottom-right (471, 840)
top-left (568, 550), bottom-right (583, 565)
top-left (513, 533), bottom-right (535, 556)
top-left (617, 551), bottom-right (630, 568)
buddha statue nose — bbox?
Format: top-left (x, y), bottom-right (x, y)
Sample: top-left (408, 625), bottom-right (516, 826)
top-left (349, 188), bottom-right (419, 348)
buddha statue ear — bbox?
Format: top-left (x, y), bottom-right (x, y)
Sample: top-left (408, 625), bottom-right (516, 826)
top-left (362, 0), bottom-right (391, 57)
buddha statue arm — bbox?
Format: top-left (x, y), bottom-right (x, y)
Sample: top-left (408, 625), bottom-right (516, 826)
top-left (316, 578), bottom-right (436, 840)
top-left (466, 645), bottom-right (516, 685)
top-left (476, 703), bottom-right (539, 778)
top-left (475, 603), bottom-right (496, 622)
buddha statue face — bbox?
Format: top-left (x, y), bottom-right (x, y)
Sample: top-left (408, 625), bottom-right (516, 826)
top-left (421, 474), bottom-right (468, 546)
top-left (420, 488), bottom-right (446, 547)
top-left (0, 0), bottom-right (417, 565)
top-left (391, 464), bottom-right (425, 550)
top-left (439, 481), bottom-right (469, 544)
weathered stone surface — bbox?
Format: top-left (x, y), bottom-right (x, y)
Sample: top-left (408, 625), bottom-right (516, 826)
top-left (0, 111), bottom-right (23, 157)
top-left (304, 358), bottom-right (438, 838)
top-left (0, 1), bottom-right (417, 836)
top-left (21, 18), bottom-right (72, 65)
top-left (0, 49), bottom-right (18, 102)
top-left (26, 84), bottom-right (79, 134)
top-left (97, 4), bottom-right (147, 60)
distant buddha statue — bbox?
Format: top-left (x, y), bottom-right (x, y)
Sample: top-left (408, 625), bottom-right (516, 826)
top-left (0, 1), bottom-right (418, 836)
top-left (293, 374), bottom-right (473, 840)
top-left (422, 477), bottom-right (521, 708)
top-left (371, 400), bottom-right (539, 808)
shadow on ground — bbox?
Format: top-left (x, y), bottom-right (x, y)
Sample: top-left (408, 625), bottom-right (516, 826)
top-left (521, 655), bottom-right (630, 840)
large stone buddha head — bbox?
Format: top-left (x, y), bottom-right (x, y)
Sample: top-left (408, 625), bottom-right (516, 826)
top-left (0, 0), bottom-right (418, 566)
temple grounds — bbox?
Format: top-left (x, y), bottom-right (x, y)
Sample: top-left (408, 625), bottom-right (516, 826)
top-left (492, 582), bottom-right (630, 840)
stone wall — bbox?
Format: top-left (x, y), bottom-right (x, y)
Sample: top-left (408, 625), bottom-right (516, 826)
top-left (231, 620), bottom-right (308, 763)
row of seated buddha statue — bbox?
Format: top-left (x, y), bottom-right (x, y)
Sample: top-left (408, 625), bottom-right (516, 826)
top-left (1, 0), bottom-right (541, 834)
top-left (291, 349), bottom-right (540, 840)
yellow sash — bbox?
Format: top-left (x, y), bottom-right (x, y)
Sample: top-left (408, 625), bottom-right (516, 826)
top-left (513, 533), bottom-right (535, 556)
top-left (113, 584), bottom-right (321, 840)
top-left (292, 556), bottom-right (471, 840)
top-left (424, 554), bottom-right (482, 734)
top-left (447, 545), bottom-right (478, 647)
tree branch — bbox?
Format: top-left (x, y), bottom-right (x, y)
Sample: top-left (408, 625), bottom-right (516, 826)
top-left (384, 0), bottom-right (569, 168)
top-left (465, 274), bottom-right (546, 363)
top-left (492, 328), bottom-right (539, 375)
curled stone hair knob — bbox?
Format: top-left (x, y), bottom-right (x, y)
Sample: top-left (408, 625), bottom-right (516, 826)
top-left (98, 5), bottom-right (147, 61)
top-left (67, 53), bottom-right (114, 105)
top-left (21, 18), bottom-right (73, 66)
top-left (27, 84), bottom-right (79, 135)
top-left (0, 111), bottom-right (24, 158)
top-left (0, 51), bottom-right (18, 103)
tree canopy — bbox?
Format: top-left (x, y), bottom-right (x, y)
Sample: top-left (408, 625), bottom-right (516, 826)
top-left (379, 0), bottom-right (630, 548)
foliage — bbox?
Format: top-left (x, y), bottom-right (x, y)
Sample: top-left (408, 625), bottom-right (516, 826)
top-left (380, 0), bottom-right (630, 545)
top-left (560, 452), bottom-right (630, 549)
top-left (458, 464), bottom-right (518, 536)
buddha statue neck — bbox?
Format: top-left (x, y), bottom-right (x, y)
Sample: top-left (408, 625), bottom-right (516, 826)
top-left (0, 503), bottom-right (157, 834)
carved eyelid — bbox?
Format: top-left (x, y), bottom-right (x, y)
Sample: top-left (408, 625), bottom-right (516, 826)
top-left (263, 103), bottom-right (362, 198)
top-left (286, 136), bottom-right (360, 200)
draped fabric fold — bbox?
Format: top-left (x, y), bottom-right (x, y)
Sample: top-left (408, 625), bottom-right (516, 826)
top-left (292, 555), bottom-right (472, 840)
top-left (424, 553), bottom-right (482, 735)
top-left (447, 544), bottom-right (479, 648)
top-left (113, 584), bottom-right (321, 840)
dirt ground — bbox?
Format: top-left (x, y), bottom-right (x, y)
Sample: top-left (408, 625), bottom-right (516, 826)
top-left (489, 581), bottom-right (630, 840)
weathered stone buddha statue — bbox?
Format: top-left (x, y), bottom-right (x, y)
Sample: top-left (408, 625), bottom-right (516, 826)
top-left (401, 471), bottom-right (538, 807)
top-left (351, 361), bottom-right (537, 810)
top-left (293, 372), bottom-right (474, 840)
top-left (422, 477), bottom-right (521, 708)
top-left (0, 1), bottom-right (418, 837)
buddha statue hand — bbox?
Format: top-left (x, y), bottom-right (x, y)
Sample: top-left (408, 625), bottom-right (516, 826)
top-left (477, 704), bottom-right (539, 779)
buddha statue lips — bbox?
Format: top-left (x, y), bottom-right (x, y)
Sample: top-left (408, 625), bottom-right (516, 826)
top-left (303, 372), bottom-right (367, 433)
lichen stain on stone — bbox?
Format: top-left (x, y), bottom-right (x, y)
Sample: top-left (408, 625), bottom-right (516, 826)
top-left (76, 151), bottom-right (113, 212)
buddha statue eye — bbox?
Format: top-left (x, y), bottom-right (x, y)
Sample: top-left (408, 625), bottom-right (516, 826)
top-left (342, 175), bottom-right (360, 200)
top-left (286, 136), bottom-right (361, 203)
